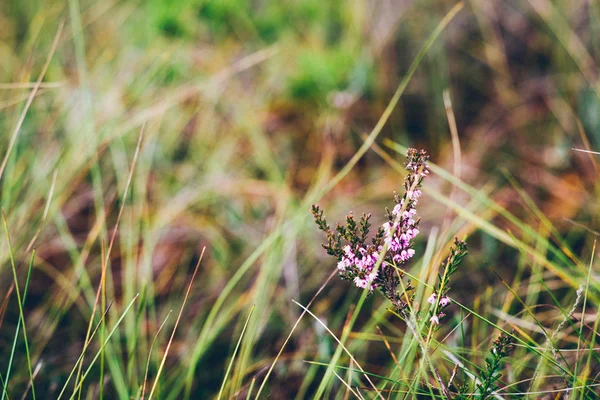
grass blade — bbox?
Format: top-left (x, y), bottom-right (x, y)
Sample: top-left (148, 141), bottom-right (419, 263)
top-left (140, 310), bottom-right (173, 400)
top-left (147, 248), bottom-right (205, 400)
top-left (3, 212), bottom-right (36, 399)
top-left (2, 251), bottom-right (35, 399)
top-left (64, 295), bottom-right (139, 400)
top-left (218, 305), bottom-right (255, 399)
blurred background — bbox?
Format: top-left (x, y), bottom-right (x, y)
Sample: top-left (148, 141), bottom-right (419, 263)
top-left (0, 0), bottom-right (599, 398)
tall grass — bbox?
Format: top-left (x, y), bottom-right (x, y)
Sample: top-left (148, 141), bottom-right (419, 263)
top-left (0, 0), bottom-right (599, 398)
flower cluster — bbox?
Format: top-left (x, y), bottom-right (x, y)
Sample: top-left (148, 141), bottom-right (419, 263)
top-left (312, 148), bottom-right (430, 312)
top-left (383, 149), bottom-right (429, 264)
top-left (427, 293), bottom-right (450, 325)
top-left (337, 245), bottom-right (383, 290)
top-left (383, 196), bottom-right (419, 264)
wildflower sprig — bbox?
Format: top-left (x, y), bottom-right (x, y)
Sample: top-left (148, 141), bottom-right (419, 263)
top-left (427, 238), bottom-right (468, 328)
top-left (311, 148), bottom-right (430, 312)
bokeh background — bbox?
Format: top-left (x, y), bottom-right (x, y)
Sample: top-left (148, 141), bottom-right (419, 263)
top-left (1, 0), bottom-right (599, 398)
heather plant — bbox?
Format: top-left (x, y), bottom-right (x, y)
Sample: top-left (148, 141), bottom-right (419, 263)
top-left (311, 148), bottom-right (431, 313)
top-left (312, 149), bottom-right (468, 322)
top-left (312, 149), bottom-right (520, 399)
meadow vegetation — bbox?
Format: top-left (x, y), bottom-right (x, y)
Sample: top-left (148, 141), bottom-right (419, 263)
top-left (0, 0), bottom-right (599, 398)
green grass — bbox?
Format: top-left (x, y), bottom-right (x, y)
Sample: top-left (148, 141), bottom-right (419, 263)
top-left (0, 0), bottom-right (600, 398)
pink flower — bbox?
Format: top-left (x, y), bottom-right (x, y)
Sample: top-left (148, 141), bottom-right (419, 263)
top-left (337, 245), bottom-right (356, 271)
top-left (392, 203), bottom-right (404, 215)
top-left (353, 269), bottom-right (378, 290)
top-left (337, 257), bottom-right (351, 271)
top-left (439, 296), bottom-right (450, 307)
top-left (430, 312), bottom-right (445, 325)
top-left (427, 293), bottom-right (437, 304)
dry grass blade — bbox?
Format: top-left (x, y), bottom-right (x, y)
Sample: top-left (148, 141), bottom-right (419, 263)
top-left (147, 247), bottom-right (206, 400)
top-left (442, 88), bottom-right (462, 240)
top-left (254, 270), bottom-right (336, 398)
top-left (332, 368), bottom-right (363, 400)
top-left (292, 300), bottom-right (385, 400)
top-left (0, 82), bottom-right (64, 89)
top-left (376, 326), bottom-right (398, 365)
top-left (55, 302), bottom-right (113, 400)
top-left (141, 310), bottom-right (173, 400)
top-left (0, 90), bottom-right (49, 111)
top-left (572, 148), bottom-right (600, 155)
top-left (20, 361), bottom-right (42, 400)
top-left (574, 120), bottom-right (600, 178)
top-left (443, 89), bottom-right (461, 182)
